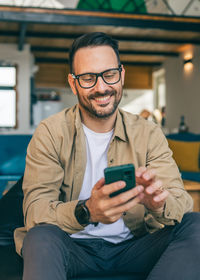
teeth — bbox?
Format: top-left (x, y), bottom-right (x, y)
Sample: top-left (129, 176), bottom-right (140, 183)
top-left (95, 96), bottom-right (110, 102)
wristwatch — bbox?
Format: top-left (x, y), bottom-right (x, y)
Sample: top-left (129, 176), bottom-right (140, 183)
top-left (74, 199), bottom-right (98, 227)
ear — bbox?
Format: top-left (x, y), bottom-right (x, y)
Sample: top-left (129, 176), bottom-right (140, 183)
top-left (121, 64), bottom-right (125, 86)
top-left (68, 73), bottom-right (78, 96)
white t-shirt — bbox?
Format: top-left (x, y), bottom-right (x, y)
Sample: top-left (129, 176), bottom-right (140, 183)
top-left (71, 124), bottom-right (133, 243)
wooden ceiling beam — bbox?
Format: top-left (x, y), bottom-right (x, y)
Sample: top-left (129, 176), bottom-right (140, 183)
top-left (119, 50), bottom-right (179, 56)
top-left (18, 23), bottom-right (27, 51)
top-left (31, 46), bottom-right (70, 52)
top-left (31, 46), bottom-right (179, 57)
top-left (0, 6), bottom-right (200, 32)
top-left (1, 30), bottom-right (200, 45)
top-left (35, 57), bottom-right (161, 67)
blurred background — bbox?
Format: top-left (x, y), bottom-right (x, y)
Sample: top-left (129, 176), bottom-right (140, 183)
top-left (0, 0), bottom-right (200, 135)
top-left (1, 1), bottom-right (200, 209)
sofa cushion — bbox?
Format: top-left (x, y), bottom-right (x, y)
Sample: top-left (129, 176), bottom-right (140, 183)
top-left (181, 171), bottom-right (200, 182)
top-left (0, 154), bottom-right (26, 175)
top-left (0, 135), bottom-right (32, 176)
top-left (0, 245), bottom-right (23, 280)
top-left (168, 139), bottom-right (200, 172)
top-left (0, 178), bottom-right (24, 246)
top-left (166, 132), bottom-right (200, 142)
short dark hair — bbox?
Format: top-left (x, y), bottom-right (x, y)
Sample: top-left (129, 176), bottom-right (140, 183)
top-left (69, 32), bottom-right (121, 73)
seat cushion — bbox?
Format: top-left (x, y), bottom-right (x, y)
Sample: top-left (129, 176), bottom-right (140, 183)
top-left (181, 171), bottom-right (200, 182)
top-left (0, 245), bottom-right (23, 280)
top-left (166, 132), bottom-right (200, 142)
top-left (167, 139), bottom-right (200, 172)
top-left (0, 135), bottom-right (32, 175)
top-left (0, 154), bottom-right (26, 175)
top-left (0, 178), bottom-right (24, 246)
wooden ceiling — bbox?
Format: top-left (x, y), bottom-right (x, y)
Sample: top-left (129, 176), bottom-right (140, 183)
top-left (0, 6), bottom-right (200, 68)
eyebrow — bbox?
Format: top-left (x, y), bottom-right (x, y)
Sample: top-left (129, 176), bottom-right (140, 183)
top-left (75, 67), bottom-right (120, 76)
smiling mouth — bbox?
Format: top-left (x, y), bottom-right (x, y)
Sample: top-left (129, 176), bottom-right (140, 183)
top-left (95, 95), bottom-right (111, 103)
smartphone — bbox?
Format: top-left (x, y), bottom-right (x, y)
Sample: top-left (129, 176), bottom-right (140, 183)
top-left (104, 164), bottom-right (136, 197)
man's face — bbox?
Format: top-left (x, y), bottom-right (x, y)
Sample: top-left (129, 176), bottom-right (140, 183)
top-left (68, 46), bottom-right (125, 119)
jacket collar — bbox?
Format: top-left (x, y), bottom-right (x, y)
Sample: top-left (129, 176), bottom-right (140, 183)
top-left (113, 109), bottom-right (127, 142)
top-left (74, 104), bottom-right (127, 142)
top-left (74, 105), bottom-right (83, 130)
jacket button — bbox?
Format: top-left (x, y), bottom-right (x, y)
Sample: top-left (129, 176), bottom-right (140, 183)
top-left (110, 159), bottom-right (114, 164)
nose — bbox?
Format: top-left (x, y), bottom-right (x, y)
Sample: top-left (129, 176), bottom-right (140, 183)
top-left (93, 76), bottom-right (109, 93)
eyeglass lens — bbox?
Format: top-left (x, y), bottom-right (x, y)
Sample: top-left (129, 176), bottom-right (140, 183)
top-left (78, 68), bottom-right (121, 88)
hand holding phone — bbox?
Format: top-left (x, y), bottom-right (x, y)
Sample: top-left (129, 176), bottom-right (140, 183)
top-left (104, 164), bottom-right (136, 197)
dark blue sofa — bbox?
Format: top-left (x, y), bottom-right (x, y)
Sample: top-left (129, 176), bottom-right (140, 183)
top-left (0, 135), bottom-right (32, 197)
top-left (166, 132), bottom-right (200, 182)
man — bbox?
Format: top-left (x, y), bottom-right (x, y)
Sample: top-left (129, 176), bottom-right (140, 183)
top-left (14, 32), bottom-right (200, 280)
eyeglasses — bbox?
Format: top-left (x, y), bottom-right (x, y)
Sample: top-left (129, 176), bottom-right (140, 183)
top-left (72, 66), bottom-right (122, 89)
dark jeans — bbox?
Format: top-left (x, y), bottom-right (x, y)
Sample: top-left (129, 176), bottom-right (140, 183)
top-left (22, 212), bottom-right (200, 280)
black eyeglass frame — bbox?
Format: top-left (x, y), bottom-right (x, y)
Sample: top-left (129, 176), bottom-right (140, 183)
top-left (71, 65), bottom-right (122, 89)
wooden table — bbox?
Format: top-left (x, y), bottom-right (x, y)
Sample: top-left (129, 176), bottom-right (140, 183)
top-left (183, 180), bottom-right (200, 212)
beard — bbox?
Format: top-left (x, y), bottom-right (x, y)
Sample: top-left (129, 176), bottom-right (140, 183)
top-left (76, 88), bottom-right (122, 119)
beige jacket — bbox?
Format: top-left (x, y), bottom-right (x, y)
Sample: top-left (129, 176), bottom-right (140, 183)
top-left (14, 105), bottom-right (193, 255)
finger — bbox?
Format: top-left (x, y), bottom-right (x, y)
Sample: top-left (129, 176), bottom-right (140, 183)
top-left (109, 185), bottom-right (144, 207)
top-left (105, 193), bottom-right (143, 217)
top-left (153, 190), bottom-right (169, 203)
top-left (136, 175), bottom-right (154, 187)
top-left (142, 169), bottom-right (156, 181)
top-left (145, 180), bottom-right (163, 195)
top-left (136, 168), bottom-right (156, 186)
top-left (101, 181), bottom-right (126, 197)
top-left (93, 177), bottom-right (105, 190)
top-left (102, 214), bottom-right (122, 224)
top-left (135, 166), bottom-right (147, 177)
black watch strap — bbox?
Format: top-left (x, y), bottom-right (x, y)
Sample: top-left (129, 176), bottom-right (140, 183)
top-left (75, 199), bottom-right (98, 227)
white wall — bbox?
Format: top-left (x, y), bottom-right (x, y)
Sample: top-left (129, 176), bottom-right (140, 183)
top-left (0, 43), bottom-right (32, 134)
top-left (164, 46), bottom-right (200, 134)
top-left (60, 88), bottom-right (77, 109)
top-left (120, 89), bottom-right (154, 115)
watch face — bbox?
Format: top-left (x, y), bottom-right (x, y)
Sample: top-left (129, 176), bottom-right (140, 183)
top-left (75, 201), bottom-right (90, 226)
top-left (80, 204), bottom-right (90, 225)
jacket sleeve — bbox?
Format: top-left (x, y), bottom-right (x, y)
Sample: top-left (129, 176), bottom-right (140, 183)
top-left (146, 125), bottom-right (193, 225)
top-left (23, 122), bottom-right (84, 233)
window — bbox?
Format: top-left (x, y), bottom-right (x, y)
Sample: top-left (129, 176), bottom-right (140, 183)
top-left (153, 68), bottom-right (166, 109)
top-left (0, 65), bottom-right (17, 128)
